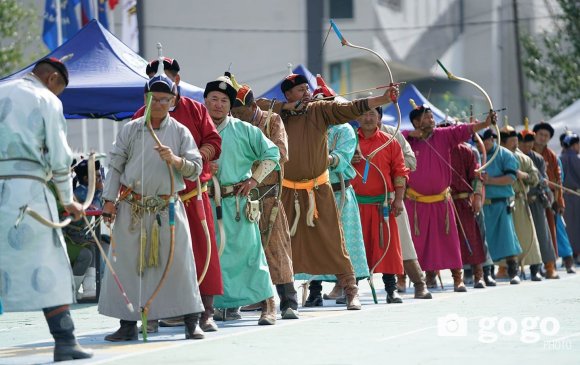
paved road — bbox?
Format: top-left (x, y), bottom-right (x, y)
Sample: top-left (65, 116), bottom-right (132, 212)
top-left (1, 268), bottom-right (578, 365)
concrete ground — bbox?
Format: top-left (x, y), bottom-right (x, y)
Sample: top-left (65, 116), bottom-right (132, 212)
top-left (1, 266), bottom-right (578, 365)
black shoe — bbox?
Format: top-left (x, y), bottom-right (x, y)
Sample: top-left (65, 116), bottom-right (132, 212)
top-left (507, 260), bottom-right (521, 285)
top-left (104, 320), bottom-right (138, 342)
top-left (304, 293), bottom-right (323, 307)
top-left (483, 266), bottom-right (497, 287)
top-left (386, 291), bottom-right (403, 304)
top-left (463, 268), bottom-right (474, 285)
top-left (530, 264), bottom-right (543, 281)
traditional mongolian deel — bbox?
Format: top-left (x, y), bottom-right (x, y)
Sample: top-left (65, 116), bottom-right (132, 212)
top-left (210, 116), bottom-right (280, 308)
top-left (296, 123), bottom-right (370, 281)
top-left (134, 94), bottom-right (223, 295)
top-left (352, 128), bottom-right (408, 275)
top-left (0, 74), bottom-right (75, 311)
top-left (98, 114), bottom-right (204, 321)
top-left (481, 143), bottom-right (522, 261)
top-left (402, 124), bottom-right (473, 271)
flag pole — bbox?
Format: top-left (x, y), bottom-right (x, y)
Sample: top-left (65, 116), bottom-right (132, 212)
top-left (55, 0), bottom-right (63, 46)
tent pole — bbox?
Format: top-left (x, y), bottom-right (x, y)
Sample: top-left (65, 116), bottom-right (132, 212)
top-left (56, 0), bottom-right (63, 46)
top-left (82, 119), bottom-right (88, 153)
top-left (98, 118), bottom-right (104, 155)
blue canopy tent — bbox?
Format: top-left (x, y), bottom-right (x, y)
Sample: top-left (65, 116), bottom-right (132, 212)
top-left (0, 20), bottom-right (204, 120)
top-left (382, 84), bottom-right (450, 129)
top-left (259, 64), bottom-right (317, 101)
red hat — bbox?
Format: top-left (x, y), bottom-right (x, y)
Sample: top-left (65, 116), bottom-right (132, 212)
top-left (312, 74), bottom-right (336, 100)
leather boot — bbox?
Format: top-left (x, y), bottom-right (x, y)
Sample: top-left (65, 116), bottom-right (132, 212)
top-left (483, 265), bottom-right (496, 286)
top-left (404, 259), bottom-right (432, 299)
top-left (159, 316), bottom-right (184, 327)
top-left (73, 276), bottom-right (84, 301)
top-left (530, 264), bottom-right (543, 281)
top-left (383, 274), bottom-right (403, 304)
top-left (213, 307), bottom-right (241, 321)
top-left (323, 283), bottom-right (344, 299)
top-left (425, 271), bottom-right (438, 289)
top-left (495, 266), bottom-right (508, 279)
top-left (473, 264), bottom-right (485, 289)
top-left (336, 273), bottom-right (361, 310)
top-left (304, 280), bottom-right (323, 307)
top-left (258, 297), bottom-right (276, 325)
top-left (200, 295), bottom-right (218, 332)
top-left (184, 313), bottom-right (204, 340)
top-left (44, 306), bottom-right (93, 362)
top-left (463, 267), bottom-right (474, 285)
top-left (104, 319), bottom-right (138, 342)
top-left (544, 261), bottom-right (560, 279)
top-left (139, 320), bottom-right (159, 333)
top-left (507, 259), bottom-right (521, 284)
top-left (451, 269), bottom-right (467, 292)
top-left (276, 283), bottom-right (299, 319)
top-left (396, 273), bottom-right (407, 293)
top-left (563, 256), bottom-right (576, 274)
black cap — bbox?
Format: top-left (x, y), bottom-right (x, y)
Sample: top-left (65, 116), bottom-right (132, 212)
top-left (36, 57), bottom-right (69, 86)
top-left (532, 122), bottom-right (555, 138)
top-left (204, 75), bottom-right (237, 107)
top-left (74, 158), bottom-right (101, 178)
top-left (144, 75), bottom-right (177, 95)
top-left (409, 105), bottom-right (431, 124)
top-left (281, 74), bottom-right (309, 94)
top-left (146, 57), bottom-right (180, 75)
top-left (561, 132), bottom-right (579, 148)
top-left (481, 128), bottom-right (497, 141)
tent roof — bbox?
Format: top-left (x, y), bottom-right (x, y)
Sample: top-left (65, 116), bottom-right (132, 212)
top-left (259, 64), bottom-right (318, 101)
top-left (0, 20), bottom-right (204, 120)
top-left (546, 99), bottom-right (580, 153)
top-left (382, 84), bottom-right (450, 129)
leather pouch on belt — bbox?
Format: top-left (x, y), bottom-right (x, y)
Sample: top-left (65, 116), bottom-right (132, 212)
top-left (245, 199), bottom-right (261, 223)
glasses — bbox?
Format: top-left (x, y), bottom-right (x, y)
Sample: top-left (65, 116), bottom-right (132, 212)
top-left (151, 97), bottom-right (173, 105)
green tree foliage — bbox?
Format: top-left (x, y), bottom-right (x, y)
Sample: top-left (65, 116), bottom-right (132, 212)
top-left (0, 0), bottom-right (42, 77)
top-left (521, 0), bottom-right (580, 117)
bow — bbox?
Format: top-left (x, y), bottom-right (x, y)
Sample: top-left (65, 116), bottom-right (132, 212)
top-left (140, 43), bottom-right (176, 342)
top-left (436, 60), bottom-right (500, 172)
top-left (195, 176), bottom-right (212, 284)
top-left (211, 175), bottom-right (227, 257)
top-left (330, 19), bottom-right (401, 184)
top-left (15, 153), bottom-right (97, 229)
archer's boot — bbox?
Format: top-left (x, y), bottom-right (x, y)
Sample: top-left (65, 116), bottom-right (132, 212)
top-left (463, 267), bottom-right (474, 285)
top-left (258, 297), bottom-right (276, 325)
top-left (200, 295), bottom-right (218, 332)
top-left (276, 283), bottom-right (299, 319)
top-left (473, 264), bottom-right (485, 289)
top-left (336, 273), bottom-right (361, 310)
top-left (404, 259), bottom-right (432, 299)
top-left (184, 313), bottom-right (204, 340)
top-left (507, 259), bottom-right (521, 285)
top-left (44, 306), bottom-right (93, 362)
top-left (384, 274), bottom-right (403, 304)
top-left (323, 283), bottom-right (345, 299)
top-left (425, 271), bottom-right (438, 289)
top-left (451, 269), bottom-right (467, 292)
top-left (495, 266), bottom-right (508, 279)
top-left (304, 280), bottom-right (323, 307)
top-left (530, 264), bottom-right (543, 281)
top-left (396, 273), bottom-right (407, 293)
top-left (563, 256), bottom-right (576, 274)
top-left (544, 261), bottom-right (560, 279)
top-left (483, 265), bottom-right (497, 286)
top-left (104, 320), bottom-right (138, 342)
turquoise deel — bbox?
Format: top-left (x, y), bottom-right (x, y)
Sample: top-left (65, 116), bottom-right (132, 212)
top-left (211, 117), bottom-right (280, 308)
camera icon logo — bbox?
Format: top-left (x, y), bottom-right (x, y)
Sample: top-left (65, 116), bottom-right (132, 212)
top-left (437, 313), bottom-right (468, 337)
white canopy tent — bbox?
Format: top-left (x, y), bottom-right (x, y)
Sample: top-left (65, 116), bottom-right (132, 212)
top-left (547, 99), bottom-right (580, 154)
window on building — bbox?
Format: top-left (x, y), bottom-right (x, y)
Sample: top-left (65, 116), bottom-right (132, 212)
top-left (329, 0), bottom-right (353, 19)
